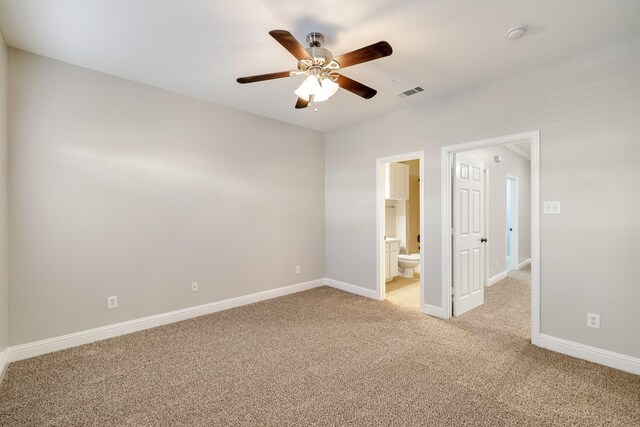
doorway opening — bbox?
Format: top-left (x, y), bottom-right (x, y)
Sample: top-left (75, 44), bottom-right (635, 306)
top-left (376, 151), bottom-right (424, 311)
top-left (441, 131), bottom-right (540, 345)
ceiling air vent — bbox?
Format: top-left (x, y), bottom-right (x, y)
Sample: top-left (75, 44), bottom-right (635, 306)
top-left (396, 86), bottom-right (425, 98)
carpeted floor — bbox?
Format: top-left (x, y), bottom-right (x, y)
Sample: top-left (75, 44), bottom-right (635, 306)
top-left (1, 271), bottom-right (638, 426)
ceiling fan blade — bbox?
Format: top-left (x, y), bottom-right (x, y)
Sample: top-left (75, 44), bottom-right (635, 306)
top-left (236, 71), bottom-right (292, 84)
top-left (295, 97), bottom-right (309, 109)
top-left (333, 41), bottom-right (393, 69)
top-left (335, 74), bottom-right (377, 99)
top-left (269, 30), bottom-right (312, 60)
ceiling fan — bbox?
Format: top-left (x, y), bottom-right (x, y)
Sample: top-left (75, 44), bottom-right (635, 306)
top-left (236, 30), bottom-right (393, 110)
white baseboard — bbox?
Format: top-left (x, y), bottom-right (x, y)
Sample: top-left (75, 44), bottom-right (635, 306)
top-left (422, 304), bottom-right (446, 319)
top-left (7, 278), bottom-right (325, 363)
top-left (539, 334), bottom-right (640, 376)
top-left (324, 278), bottom-right (379, 300)
top-left (487, 271), bottom-right (507, 286)
top-left (518, 258), bottom-right (532, 269)
top-left (0, 351), bottom-right (7, 384)
top-left (486, 260), bottom-right (530, 287)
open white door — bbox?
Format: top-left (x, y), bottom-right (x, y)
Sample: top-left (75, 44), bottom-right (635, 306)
top-left (453, 153), bottom-right (485, 316)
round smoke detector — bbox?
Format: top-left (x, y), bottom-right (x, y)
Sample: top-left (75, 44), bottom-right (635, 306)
top-left (506, 26), bottom-right (527, 40)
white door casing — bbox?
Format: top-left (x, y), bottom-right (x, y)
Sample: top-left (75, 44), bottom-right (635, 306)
top-left (377, 151), bottom-right (425, 303)
top-left (453, 153), bottom-right (485, 316)
top-left (506, 176), bottom-right (519, 271)
top-left (440, 130), bottom-right (539, 344)
top-left (483, 168), bottom-right (490, 287)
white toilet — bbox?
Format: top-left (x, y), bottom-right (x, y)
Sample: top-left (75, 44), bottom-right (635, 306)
top-left (398, 252), bottom-right (420, 278)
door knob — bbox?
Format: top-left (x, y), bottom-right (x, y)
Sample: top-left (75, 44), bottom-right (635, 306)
top-left (480, 238), bottom-right (487, 243)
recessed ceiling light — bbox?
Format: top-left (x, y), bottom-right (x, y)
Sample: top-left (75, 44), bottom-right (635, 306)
top-left (506, 26), bottom-right (527, 41)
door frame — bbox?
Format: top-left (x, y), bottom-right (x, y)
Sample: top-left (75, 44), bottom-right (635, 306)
top-left (483, 168), bottom-right (490, 286)
top-left (376, 151), bottom-right (425, 309)
top-left (506, 174), bottom-right (519, 272)
top-left (440, 130), bottom-right (540, 345)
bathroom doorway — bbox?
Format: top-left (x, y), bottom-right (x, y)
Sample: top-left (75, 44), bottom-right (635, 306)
top-left (376, 151), bottom-right (424, 311)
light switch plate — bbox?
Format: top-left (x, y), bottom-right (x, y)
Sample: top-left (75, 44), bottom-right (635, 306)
top-left (543, 201), bottom-right (561, 215)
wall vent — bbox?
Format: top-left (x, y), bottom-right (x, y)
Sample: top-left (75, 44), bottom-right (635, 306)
top-left (396, 86), bottom-right (425, 98)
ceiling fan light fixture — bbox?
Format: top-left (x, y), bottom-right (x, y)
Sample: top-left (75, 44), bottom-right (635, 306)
top-left (295, 75), bottom-right (320, 101)
top-left (316, 78), bottom-right (339, 102)
top-left (295, 75), bottom-right (339, 103)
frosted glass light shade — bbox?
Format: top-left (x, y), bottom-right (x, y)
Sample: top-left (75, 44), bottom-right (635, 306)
top-left (295, 75), bottom-right (339, 103)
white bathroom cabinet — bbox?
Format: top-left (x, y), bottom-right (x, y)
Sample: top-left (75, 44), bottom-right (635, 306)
top-left (385, 239), bottom-right (400, 281)
top-left (385, 163), bottom-right (409, 200)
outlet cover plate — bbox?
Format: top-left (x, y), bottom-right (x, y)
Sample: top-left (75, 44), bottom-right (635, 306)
top-left (191, 282), bottom-right (199, 293)
top-left (587, 312), bottom-right (600, 329)
top-left (107, 295), bottom-right (118, 310)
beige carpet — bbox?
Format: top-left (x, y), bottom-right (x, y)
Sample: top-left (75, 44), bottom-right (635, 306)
top-left (1, 273), bottom-right (639, 426)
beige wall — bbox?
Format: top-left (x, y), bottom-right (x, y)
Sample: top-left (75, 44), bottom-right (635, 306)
top-left (0, 32), bottom-right (7, 355)
top-left (325, 35), bottom-right (640, 358)
top-left (7, 49), bottom-right (325, 346)
top-left (464, 146), bottom-right (531, 278)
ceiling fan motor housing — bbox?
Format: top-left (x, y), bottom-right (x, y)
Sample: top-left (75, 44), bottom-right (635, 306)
top-left (304, 32), bottom-right (334, 65)
top-left (306, 32), bottom-right (325, 47)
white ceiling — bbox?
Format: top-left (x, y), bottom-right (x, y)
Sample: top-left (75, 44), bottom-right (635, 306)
top-left (0, 0), bottom-right (639, 132)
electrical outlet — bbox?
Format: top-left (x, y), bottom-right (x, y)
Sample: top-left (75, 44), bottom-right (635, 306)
top-left (296, 265), bottom-right (301, 274)
top-left (191, 282), bottom-right (199, 293)
top-left (107, 295), bottom-right (118, 310)
top-left (587, 312), bottom-right (600, 329)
